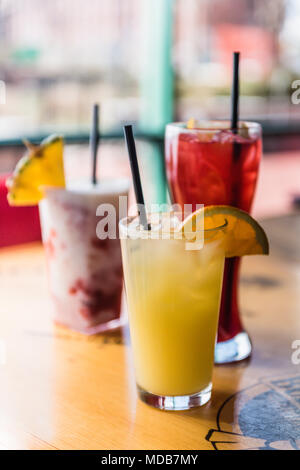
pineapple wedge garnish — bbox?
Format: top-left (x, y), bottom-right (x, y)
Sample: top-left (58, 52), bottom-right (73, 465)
top-left (6, 134), bottom-right (65, 206)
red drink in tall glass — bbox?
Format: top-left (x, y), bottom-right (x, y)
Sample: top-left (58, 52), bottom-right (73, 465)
top-left (165, 121), bottom-right (262, 363)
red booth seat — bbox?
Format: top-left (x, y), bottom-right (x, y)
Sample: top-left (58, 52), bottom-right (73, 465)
top-left (0, 173), bottom-right (41, 248)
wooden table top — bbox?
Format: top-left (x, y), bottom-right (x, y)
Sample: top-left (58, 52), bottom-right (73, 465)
top-left (0, 213), bottom-right (299, 450)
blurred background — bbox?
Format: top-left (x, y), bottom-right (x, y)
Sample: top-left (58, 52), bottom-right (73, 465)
top-left (0, 0), bottom-right (300, 222)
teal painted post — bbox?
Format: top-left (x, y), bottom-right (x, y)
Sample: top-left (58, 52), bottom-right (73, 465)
top-left (138, 0), bottom-right (174, 206)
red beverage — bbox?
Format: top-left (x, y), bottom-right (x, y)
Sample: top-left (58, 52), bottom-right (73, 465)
top-left (165, 121), bottom-right (262, 362)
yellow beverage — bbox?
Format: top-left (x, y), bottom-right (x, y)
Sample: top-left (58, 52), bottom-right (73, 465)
top-left (120, 213), bottom-right (225, 410)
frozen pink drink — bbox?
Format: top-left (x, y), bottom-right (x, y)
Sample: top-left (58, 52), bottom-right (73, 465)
top-left (39, 180), bottom-right (129, 334)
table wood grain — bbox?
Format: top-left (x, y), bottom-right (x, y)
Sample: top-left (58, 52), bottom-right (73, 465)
top-left (0, 213), bottom-right (299, 450)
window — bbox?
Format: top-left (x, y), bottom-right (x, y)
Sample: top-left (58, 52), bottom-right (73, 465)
top-left (0, 0), bottom-right (299, 148)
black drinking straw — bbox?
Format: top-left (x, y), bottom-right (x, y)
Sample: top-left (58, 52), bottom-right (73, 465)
top-left (231, 51), bottom-right (240, 132)
top-left (123, 125), bottom-right (150, 230)
top-left (90, 103), bottom-right (100, 185)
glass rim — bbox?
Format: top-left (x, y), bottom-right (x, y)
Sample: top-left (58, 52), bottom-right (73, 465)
top-left (119, 213), bottom-right (228, 235)
top-left (166, 120), bottom-right (261, 133)
top-left (39, 178), bottom-right (130, 197)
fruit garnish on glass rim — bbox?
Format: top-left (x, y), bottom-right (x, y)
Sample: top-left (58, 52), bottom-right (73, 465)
top-left (178, 205), bottom-right (269, 257)
top-left (6, 134), bottom-right (65, 206)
